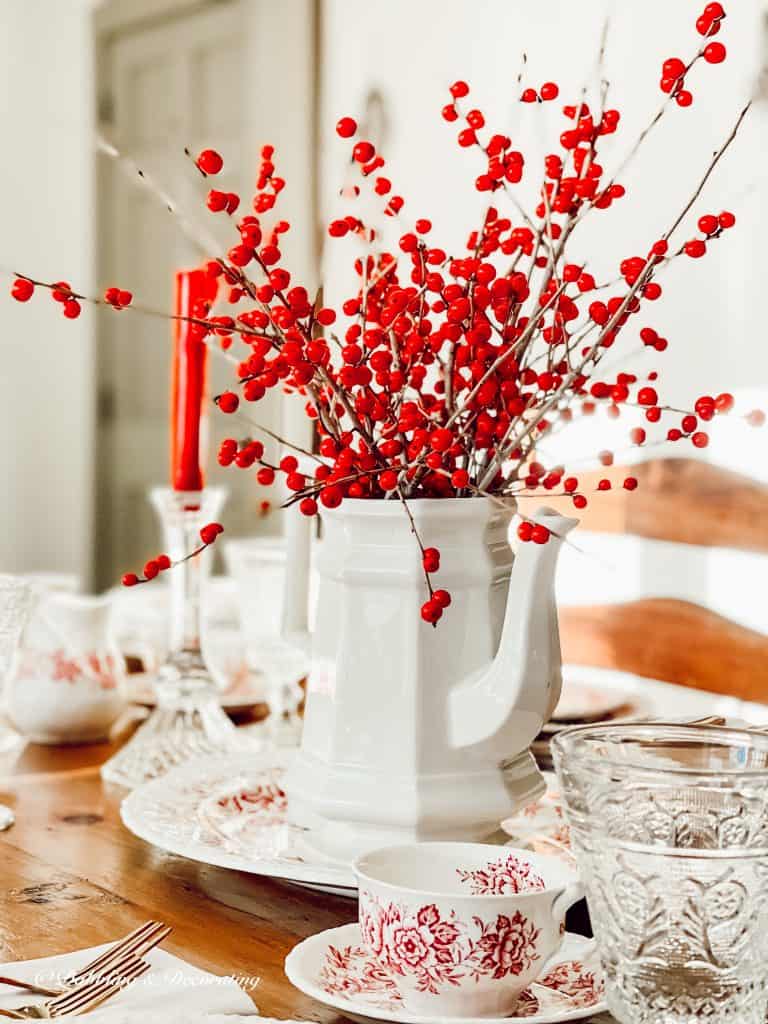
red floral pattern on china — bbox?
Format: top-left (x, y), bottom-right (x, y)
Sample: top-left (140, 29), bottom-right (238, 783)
top-left (19, 650), bottom-right (120, 690)
top-left (456, 852), bottom-right (546, 895)
top-left (359, 894), bottom-right (540, 994)
top-left (319, 940), bottom-right (603, 1017)
top-left (215, 781), bottom-right (287, 819)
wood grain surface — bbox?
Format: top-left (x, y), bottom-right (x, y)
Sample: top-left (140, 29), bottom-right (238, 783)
top-left (0, 737), bottom-right (356, 1022)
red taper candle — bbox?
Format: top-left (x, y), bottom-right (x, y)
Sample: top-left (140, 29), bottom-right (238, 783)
top-left (170, 269), bottom-right (218, 491)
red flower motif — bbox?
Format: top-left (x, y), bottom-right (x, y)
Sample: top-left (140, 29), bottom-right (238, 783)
top-left (319, 943), bottom-right (402, 1011)
top-left (215, 781), bottom-right (287, 820)
top-left (417, 904), bottom-right (440, 928)
top-left (359, 893), bottom-right (543, 994)
top-left (51, 650), bottom-right (81, 683)
top-left (456, 853), bottom-right (545, 895)
top-left (538, 960), bottom-right (604, 1007)
top-left (391, 926), bottom-right (430, 968)
top-left (477, 911), bottom-right (541, 979)
top-left (431, 920), bottom-right (461, 946)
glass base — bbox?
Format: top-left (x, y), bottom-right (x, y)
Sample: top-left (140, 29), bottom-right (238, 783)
top-left (0, 803), bottom-right (14, 831)
top-left (101, 664), bottom-right (244, 789)
top-left (101, 485), bottom-right (244, 789)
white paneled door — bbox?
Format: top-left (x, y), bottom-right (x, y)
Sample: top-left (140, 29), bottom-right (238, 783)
top-left (95, 0), bottom-right (282, 587)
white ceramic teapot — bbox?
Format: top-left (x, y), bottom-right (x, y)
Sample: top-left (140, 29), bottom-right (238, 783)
top-left (286, 498), bottom-right (576, 859)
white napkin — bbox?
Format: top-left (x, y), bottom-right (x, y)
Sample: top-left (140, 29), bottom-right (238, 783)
top-left (0, 943), bottom-right (313, 1022)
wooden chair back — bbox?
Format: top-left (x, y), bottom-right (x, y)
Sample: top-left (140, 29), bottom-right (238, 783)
top-left (549, 457), bottom-right (768, 701)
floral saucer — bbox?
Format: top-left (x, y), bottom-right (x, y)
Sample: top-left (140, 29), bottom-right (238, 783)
top-left (285, 923), bottom-right (607, 1024)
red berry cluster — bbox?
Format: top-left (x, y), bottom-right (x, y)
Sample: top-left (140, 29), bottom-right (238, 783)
top-left (443, 84), bottom-right (526, 191)
top-left (696, 2), bottom-right (726, 37)
top-left (664, 392), bottom-right (735, 448)
top-left (217, 436), bottom-right (296, 495)
top-left (104, 286), bottom-right (133, 310)
top-left (660, 4), bottom-right (727, 106)
top-left (200, 521), bottom-right (224, 544)
top-left (216, 391), bottom-right (240, 414)
top-left (122, 522), bottom-right (224, 586)
top-left (417, 544), bottom-right (453, 623)
top-left (11, 278), bottom-right (34, 302)
top-left (421, 587), bottom-right (451, 624)
top-left (196, 149), bottom-right (224, 175)
top-left (207, 189), bottom-right (240, 215)
top-left (521, 83), bottom-right (559, 104)
top-left (200, 146), bottom-right (289, 298)
top-left (218, 437), bottom-right (264, 468)
top-left (517, 521), bottom-right (551, 544)
top-left (683, 210), bottom-right (735, 259)
top-left (122, 552), bottom-right (171, 586)
top-left (11, 277), bottom-right (82, 318)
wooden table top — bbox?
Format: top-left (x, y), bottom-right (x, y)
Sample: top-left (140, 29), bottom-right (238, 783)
top-left (0, 735), bottom-right (355, 1022)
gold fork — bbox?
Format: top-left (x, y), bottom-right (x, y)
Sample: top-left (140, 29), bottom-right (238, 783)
top-left (0, 959), bottom-right (150, 1019)
top-left (0, 921), bottom-right (170, 998)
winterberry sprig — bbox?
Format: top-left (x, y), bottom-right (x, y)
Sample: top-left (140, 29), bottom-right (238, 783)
top-left (121, 522), bottom-right (224, 586)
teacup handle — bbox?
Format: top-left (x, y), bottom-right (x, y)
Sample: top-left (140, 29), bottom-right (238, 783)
top-left (536, 881), bottom-right (597, 980)
top-left (551, 879), bottom-right (584, 922)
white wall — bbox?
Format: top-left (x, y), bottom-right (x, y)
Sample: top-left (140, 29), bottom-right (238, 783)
top-left (241, 0), bottom-right (317, 451)
top-left (0, 1), bottom-right (96, 583)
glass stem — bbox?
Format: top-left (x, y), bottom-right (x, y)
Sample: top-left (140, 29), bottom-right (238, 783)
top-left (167, 508), bottom-right (204, 658)
top-left (149, 487), bottom-right (225, 698)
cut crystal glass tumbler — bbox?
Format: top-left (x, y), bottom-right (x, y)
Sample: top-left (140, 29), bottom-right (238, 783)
top-left (552, 723), bottom-right (768, 1024)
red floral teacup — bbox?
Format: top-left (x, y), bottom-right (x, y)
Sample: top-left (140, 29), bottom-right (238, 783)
top-left (354, 842), bottom-right (590, 1018)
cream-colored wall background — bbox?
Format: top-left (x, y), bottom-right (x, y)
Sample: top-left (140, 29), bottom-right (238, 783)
top-left (0, 0), bottom-right (97, 580)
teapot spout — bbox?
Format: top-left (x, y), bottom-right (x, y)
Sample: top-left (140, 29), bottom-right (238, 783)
top-left (448, 506), bottom-right (578, 757)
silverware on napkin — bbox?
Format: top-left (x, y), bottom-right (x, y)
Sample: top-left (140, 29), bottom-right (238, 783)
top-left (0, 920), bottom-right (171, 1009)
top-left (0, 959), bottom-right (150, 1019)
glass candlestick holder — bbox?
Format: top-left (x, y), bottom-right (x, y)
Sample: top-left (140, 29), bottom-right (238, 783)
top-left (223, 537), bottom-right (309, 747)
top-left (102, 486), bottom-right (243, 788)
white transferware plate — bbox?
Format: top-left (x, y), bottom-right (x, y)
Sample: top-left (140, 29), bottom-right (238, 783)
top-left (553, 665), bottom-right (650, 724)
top-left (285, 923), bottom-right (606, 1024)
top-left (121, 750), bottom-right (357, 896)
top-left (120, 751), bottom-right (571, 898)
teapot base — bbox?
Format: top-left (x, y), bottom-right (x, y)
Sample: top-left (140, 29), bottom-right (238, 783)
top-left (286, 748), bottom-right (545, 861)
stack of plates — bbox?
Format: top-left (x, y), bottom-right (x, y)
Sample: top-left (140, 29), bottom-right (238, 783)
top-left (533, 668), bottom-right (646, 771)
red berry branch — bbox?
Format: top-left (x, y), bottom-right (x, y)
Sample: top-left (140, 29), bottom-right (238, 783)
top-left (121, 523), bottom-right (224, 586)
top-left (7, 3), bottom-right (764, 624)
